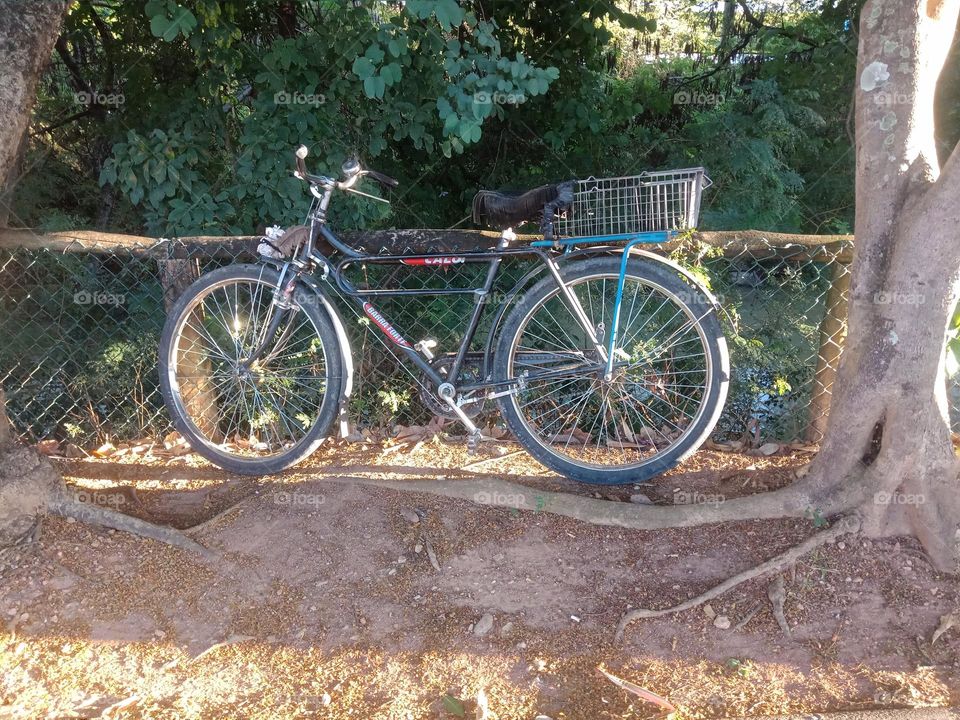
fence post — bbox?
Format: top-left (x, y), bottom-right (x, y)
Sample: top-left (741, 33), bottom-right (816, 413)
top-left (805, 261), bottom-right (851, 443)
top-left (157, 259), bottom-right (221, 441)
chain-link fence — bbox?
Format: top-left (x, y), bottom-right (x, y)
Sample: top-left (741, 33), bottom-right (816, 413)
top-left (0, 230), bottom-right (857, 449)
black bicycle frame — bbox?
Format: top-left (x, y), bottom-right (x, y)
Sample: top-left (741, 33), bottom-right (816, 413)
top-left (301, 224), bottom-right (608, 395)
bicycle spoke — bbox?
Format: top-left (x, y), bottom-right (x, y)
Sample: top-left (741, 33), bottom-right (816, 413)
top-left (509, 269), bottom-right (714, 472)
top-left (168, 273), bottom-right (330, 462)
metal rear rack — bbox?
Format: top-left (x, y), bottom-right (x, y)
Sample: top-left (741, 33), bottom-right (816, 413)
top-left (553, 168), bottom-right (711, 240)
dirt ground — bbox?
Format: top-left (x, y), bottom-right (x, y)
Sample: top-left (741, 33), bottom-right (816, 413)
top-left (1, 438), bottom-right (958, 719)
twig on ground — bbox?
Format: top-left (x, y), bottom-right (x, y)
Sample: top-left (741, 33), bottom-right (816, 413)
top-left (462, 450), bottom-right (526, 472)
top-left (102, 694), bottom-right (140, 718)
top-left (380, 442), bottom-right (409, 456)
top-left (614, 514), bottom-right (860, 643)
top-left (733, 601), bottom-right (763, 631)
top-left (421, 528), bottom-right (442, 573)
top-left (189, 634), bottom-right (255, 664)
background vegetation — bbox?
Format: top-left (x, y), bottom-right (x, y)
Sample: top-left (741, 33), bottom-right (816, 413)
top-left (5, 0), bottom-right (960, 443)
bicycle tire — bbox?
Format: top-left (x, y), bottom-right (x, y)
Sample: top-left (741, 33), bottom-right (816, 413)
top-left (159, 263), bottom-right (343, 476)
top-left (494, 256), bottom-right (729, 485)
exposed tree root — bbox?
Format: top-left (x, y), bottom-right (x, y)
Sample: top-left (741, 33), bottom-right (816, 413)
top-left (182, 493), bottom-right (257, 536)
top-left (0, 436), bottom-right (215, 559)
top-left (333, 474), bottom-right (829, 530)
top-left (614, 514), bottom-right (861, 643)
top-left (48, 497), bottom-right (214, 559)
top-left (767, 574), bottom-right (791, 637)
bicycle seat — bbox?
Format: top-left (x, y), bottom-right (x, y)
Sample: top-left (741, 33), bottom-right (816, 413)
top-left (472, 182), bottom-right (573, 231)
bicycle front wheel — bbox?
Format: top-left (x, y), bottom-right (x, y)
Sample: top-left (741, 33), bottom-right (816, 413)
top-left (494, 256), bottom-right (728, 485)
top-left (159, 264), bottom-right (343, 475)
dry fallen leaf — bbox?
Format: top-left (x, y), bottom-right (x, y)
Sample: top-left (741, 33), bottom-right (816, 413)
top-left (596, 666), bottom-right (676, 714)
top-left (36, 439), bottom-right (60, 455)
top-left (757, 442), bottom-right (780, 456)
top-left (931, 612), bottom-right (958, 644)
top-left (93, 442), bottom-right (117, 458)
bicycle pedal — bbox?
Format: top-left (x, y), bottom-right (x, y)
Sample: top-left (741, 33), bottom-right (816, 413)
top-left (466, 431), bottom-right (482, 454)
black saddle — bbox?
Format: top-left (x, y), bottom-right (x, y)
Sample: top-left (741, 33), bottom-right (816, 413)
top-left (472, 181), bottom-right (575, 236)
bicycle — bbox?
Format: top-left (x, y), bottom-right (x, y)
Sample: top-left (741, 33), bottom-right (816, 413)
top-left (158, 146), bottom-right (729, 484)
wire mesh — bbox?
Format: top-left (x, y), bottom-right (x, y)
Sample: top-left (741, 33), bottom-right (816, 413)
top-left (0, 231), bottom-right (916, 452)
top-left (555, 169), bottom-right (709, 238)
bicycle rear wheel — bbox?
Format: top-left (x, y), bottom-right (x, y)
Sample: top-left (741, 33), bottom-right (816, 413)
top-left (159, 264), bottom-right (342, 475)
top-left (494, 256), bottom-right (728, 485)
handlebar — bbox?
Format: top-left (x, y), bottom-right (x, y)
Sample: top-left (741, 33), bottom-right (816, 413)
top-left (293, 145), bottom-right (398, 191)
top-left (365, 168), bottom-right (399, 189)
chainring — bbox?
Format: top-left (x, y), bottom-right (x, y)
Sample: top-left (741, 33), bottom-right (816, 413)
top-left (419, 354), bottom-right (484, 420)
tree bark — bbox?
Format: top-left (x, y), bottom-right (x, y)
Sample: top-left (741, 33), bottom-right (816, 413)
top-left (797, 0), bottom-right (960, 570)
top-left (0, 0), bottom-right (71, 226)
top-left (0, 0), bottom-right (71, 438)
top-left (158, 260), bottom-right (221, 441)
top-left (806, 262), bottom-right (851, 443)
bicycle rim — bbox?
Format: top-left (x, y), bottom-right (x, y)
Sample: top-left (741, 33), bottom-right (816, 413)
top-left (507, 271), bottom-right (714, 471)
top-left (166, 274), bottom-right (331, 461)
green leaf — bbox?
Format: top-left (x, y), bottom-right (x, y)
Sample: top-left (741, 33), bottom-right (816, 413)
top-left (434, 0), bottom-right (465, 29)
top-left (352, 57), bottom-right (375, 80)
top-left (442, 112), bottom-right (459, 134)
top-left (149, 14), bottom-right (176, 40)
top-left (363, 44), bottom-right (385, 64)
top-left (441, 694), bottom-right (465, 717)
top-left (458, 121), bottom-right (481, 143)
top-left (363, 75), bottom-right (386, 99)
top-left (381, 62), bottom-right (402, 85)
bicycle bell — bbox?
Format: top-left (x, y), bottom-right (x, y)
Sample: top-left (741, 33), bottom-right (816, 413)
top-left (341, 157), bottom-right (361, 179)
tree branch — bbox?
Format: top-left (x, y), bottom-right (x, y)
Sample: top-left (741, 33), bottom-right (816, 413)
top-left (54, 36), bottom-right (93, 96)
top-left (738, 0), bottom-right (821, 48)
top-left (33, 107), bottom-right (95, 135)
top-left (81, 0), bottom-right (115, 81)
top-left (676, 28), bottom-right (758, 88)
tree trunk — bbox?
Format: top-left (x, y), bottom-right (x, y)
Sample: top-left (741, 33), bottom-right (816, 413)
top-left (798, 0), bottom-right (960, 570)
top-left (158, 260), bottom-right (221, 440)
top-left (277, 1), bottom-right (298, 38)
top-left (806, 262), bottom-right (851, 443)
top-left (0, 0), bottom-right (71, 226)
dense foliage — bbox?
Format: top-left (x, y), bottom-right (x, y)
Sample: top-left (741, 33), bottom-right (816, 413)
top-left (9, 0), bottom-right (960, 443)
top-left (16, 0), bottom-right (883, 237)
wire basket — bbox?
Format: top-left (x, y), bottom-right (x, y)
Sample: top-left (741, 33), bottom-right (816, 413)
top-left (554, 168), bottom-right (711, 239)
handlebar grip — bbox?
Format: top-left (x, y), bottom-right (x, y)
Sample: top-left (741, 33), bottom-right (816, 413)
top-left (366, 169), bottom-right (399, 189)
